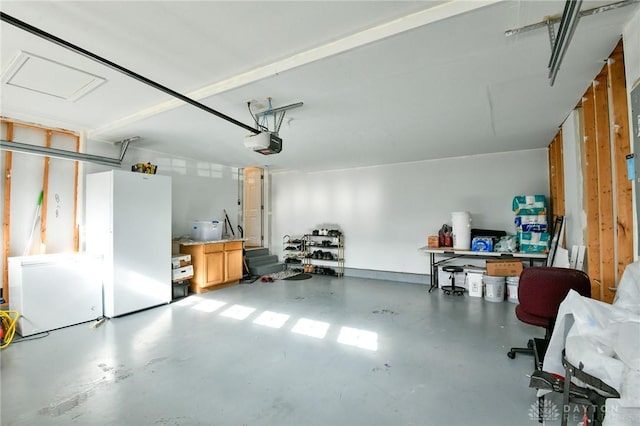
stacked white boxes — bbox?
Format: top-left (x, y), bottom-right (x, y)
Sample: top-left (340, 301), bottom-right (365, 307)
top-left (512, 195), bottom-right (549, 253)
top-left (172, 253), bottom-right (193, 299)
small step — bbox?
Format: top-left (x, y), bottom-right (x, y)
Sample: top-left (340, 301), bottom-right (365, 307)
top-left (246, 254), bottom-right (279, 267)
top-left (245, 248), bottom-right (269, 258)
top-left (252, 263), bottom-right (286, 276)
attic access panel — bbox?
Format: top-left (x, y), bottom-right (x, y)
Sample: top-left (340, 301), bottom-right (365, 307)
top-left (1, 51), bottom-right (106, 102)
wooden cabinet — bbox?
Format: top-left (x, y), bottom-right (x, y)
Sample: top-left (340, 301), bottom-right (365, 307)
top-left (205, 251), bottom-right (224, 286)
top-left (224, 241), bottom-right (243, 282)
top-left (180, 240), bottom-right (243, 293)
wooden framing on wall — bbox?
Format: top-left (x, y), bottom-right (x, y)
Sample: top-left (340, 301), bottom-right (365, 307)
top-left (1, 118), bottom-right (80, 305)
top-left (582, 86), bottom-right (603, 300)
top-left (40, 131), bottom-right (52, 254)
top-left (553, 39), bottom-right (635, 303)
top-left (548, 130), bottom-right (565, 223)
top-left (2, 123), bottom-right (14, 306)
top-left (73, 135), bottom-right (80, 251)
top-left (607, 43), bottom-right (634, 288)
top-left (594, 68), bottom-right (616, 303)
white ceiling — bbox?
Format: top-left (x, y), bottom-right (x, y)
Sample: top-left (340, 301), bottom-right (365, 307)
top-left (1, 1), bottom-right (638, 172)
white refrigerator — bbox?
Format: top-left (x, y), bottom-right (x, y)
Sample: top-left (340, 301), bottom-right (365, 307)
top-left (86, 170), bottom-right (171, 317)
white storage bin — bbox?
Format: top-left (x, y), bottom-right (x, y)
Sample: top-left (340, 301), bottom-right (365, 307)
top-left (191, 220), bottom-right (222, 241)
top-left (172, 264), bottom-right (194, 282)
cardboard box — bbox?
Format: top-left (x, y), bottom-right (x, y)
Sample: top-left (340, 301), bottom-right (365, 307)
top-left (172, 264), bottom-right (194, 281)
top-left (172, 253), bottom-right (192, 268)
top-left (485, 259), bottom-right (523, 277)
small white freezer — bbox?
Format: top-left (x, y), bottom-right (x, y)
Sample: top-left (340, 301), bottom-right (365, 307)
top-left (8, 253), bottom-right (103, 336)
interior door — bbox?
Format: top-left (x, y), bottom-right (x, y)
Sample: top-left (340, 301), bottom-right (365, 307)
top-left (243, 167), bottom-right (263, 248)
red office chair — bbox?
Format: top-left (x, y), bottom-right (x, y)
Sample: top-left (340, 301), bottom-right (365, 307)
top-left (507, 266), bottom-right (591, 368)
top-left (507, 266), bottom-right (591, 424)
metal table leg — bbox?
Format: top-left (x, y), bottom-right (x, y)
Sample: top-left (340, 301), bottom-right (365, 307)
top-left (428, 253), bottom-right (438, 292)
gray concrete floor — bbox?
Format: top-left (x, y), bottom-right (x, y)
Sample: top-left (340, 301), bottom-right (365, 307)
top-left (1, 275), bottom-right (558, 426)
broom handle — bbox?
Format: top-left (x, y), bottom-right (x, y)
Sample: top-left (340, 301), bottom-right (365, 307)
top-left (223, 209), bottom-right (235, 237)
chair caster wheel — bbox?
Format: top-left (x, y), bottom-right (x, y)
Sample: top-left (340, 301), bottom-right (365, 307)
top-left (444, 290), bottom-right (451, 295)
top-left (455, 291), bottom-right (464, 296)
top-left (507, 351), bottom-right (516, 359)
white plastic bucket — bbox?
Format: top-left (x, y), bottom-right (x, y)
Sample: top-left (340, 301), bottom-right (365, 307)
top-left (506, 283), bottom-right (519, 303)
top-left (506, 276), bottom-right (520, 303)
top-left (483, 276), bottom-right (505, 302)
top-left (466, 273), bottom-right (484, 297)
top-left (463, 266), bottom-right (486, 297)
top-left (451, 211), bottom-right (472, 250)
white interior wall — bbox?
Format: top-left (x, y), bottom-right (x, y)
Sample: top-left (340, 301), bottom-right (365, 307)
top-left (623, 9), bottom-right (640, 90)
top-left (270, 149), bottom-right (549, 276)
top-left (83, 141), bottom-right (241, 242)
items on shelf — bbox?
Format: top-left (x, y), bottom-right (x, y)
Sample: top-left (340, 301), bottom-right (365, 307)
top-left (284, 228), bottom-right (344, 276)
top-left (304, 230), bottom-right (344, 277)
top-left (282, 235), bottom-right (305, 273)
top-left (427, 235), bottom-right (439, 248)
top-left (512, 194), bottom-right (550, 253)
top-left (437, 224), bottom-right (453, 247)
top-left (131, 162), bottom-right (157, 174)
top-left (471, 237), bottom-right (493, 252)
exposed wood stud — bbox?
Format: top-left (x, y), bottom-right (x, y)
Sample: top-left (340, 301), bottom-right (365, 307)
top-left (2, 123), bottom-right (14, 306)
top-left (555, 132), bottom-right (565, 217)
top-left (73, 135), bottom-right (80, 251)
top-left (549, 137), bottom-right (556, 217)
top-left (607, 40), bottom-right (633, 293)
top-left (552, 135), bottom-right (559, 217)
top-left (39, 131), bottom-right (52, 254)
top-left (548, 131), bottom-right (565, 231)
top-left (594, 69), bottom-right (616, 304)
top-left (582, 86), bottom-right (602, 301)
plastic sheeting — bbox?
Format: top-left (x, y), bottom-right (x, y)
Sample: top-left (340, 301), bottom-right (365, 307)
top-left (541, 261), bottom-right (640, 425)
